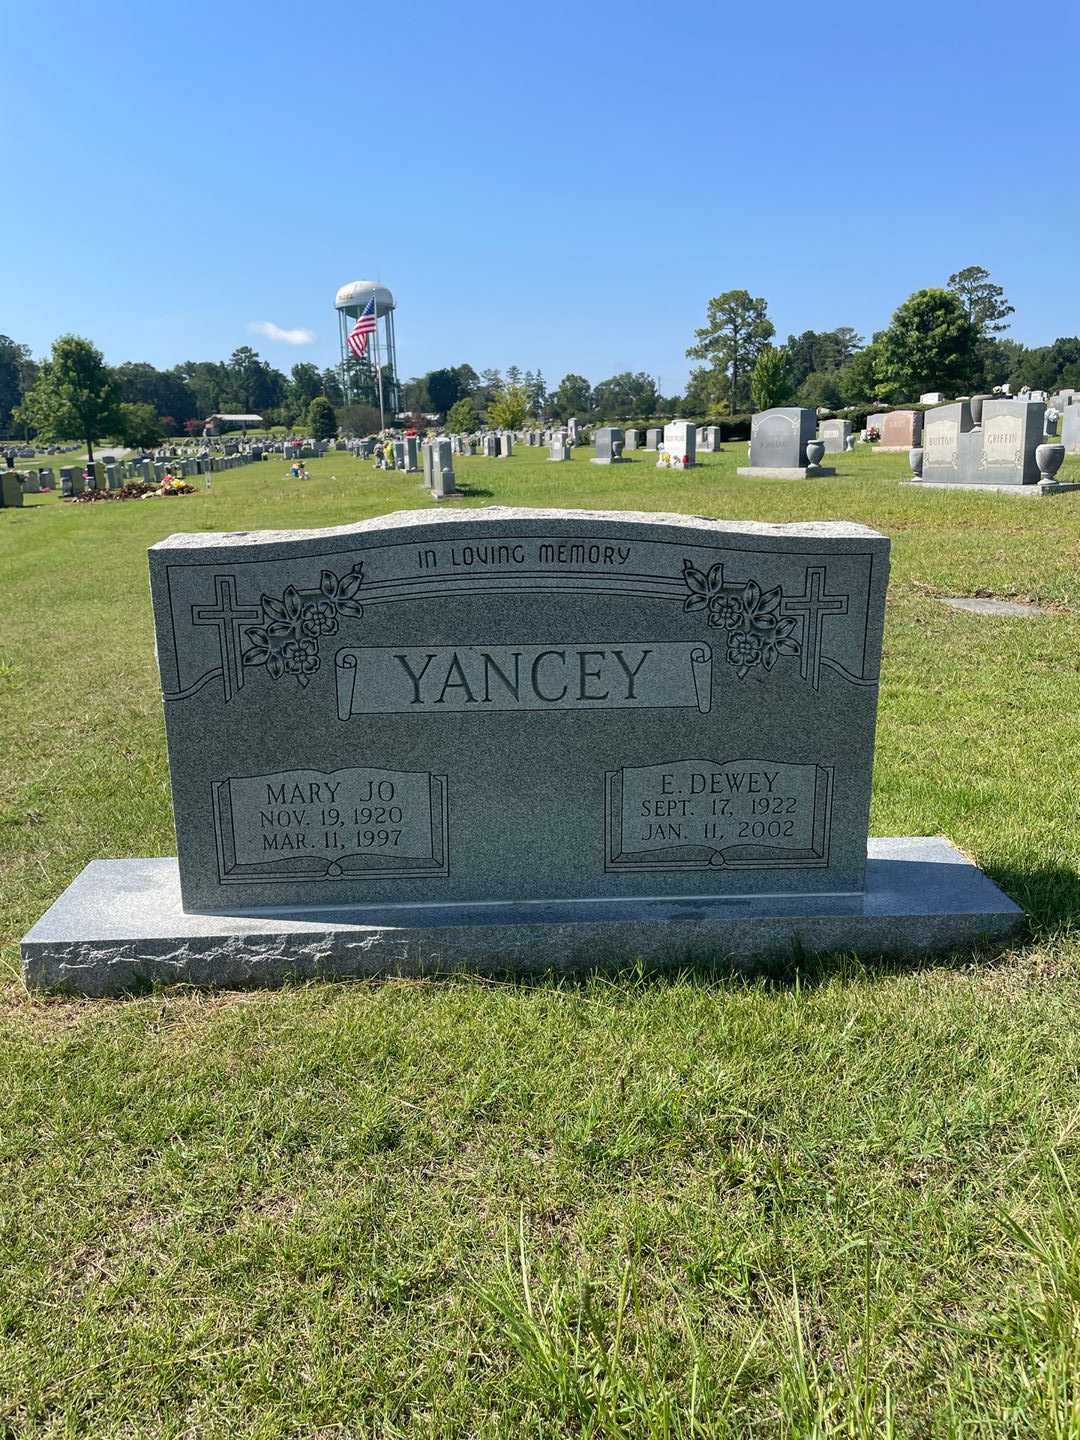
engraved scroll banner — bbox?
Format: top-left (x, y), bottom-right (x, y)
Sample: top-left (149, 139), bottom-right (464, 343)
top-left (213, 766), bottom-right (448, 883)
top-left (606, 757), bottom-right (833, 873)
top-left (335, 642), bottom-right (713, 718)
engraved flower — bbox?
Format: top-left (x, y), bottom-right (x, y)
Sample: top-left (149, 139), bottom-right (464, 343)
top-left (319, 563), bottom-right (365, 619)
top-left (301, 599), bottom-right (339, 637)
top-left (282, 637), bottom-right (320, 679)
top-left (727, 633), bottom-right (761, 668)
top-left (681, 558), bottom-right (725, 613)
top-left (758, 618), bottom-right (799, 664)
top-left (707, 593), bottom-right (742, 629)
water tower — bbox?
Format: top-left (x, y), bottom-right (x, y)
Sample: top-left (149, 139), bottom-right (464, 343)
top-left (334, 280), bottom-right (400, 419)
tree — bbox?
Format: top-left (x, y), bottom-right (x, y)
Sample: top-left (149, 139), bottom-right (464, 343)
top-left (0, 335), bottom-right (35, 435)
top-left (796, 369), bottom-right (843, 411)
top-left (18, 334), bottom-right (120, 461)
top-left (338, 403), bottom-right (382, 435)
top-left (551, 373), bottom-right (592, 420)
top-left (479, 368), bottom-right (503, 395)
top-left (525, 369), bottom-right (547, 418)
top-left (682, 366), bottom-right (729, 417)
top-left (783, 327), bottom-right (864, 389)
top-left (401, 376), bottom-right (431, 413)
top-left (505, 365), bottom-right (523, 388)
top-left (223, 346), bottom-right (284, 413)
top-left (591, 371), bottom-right (659, 419)
top-left (288, 363), bottom-right (322, 413)
top-left (1008, 336), bottom-right (1080, 392)
top-left (947, 265), bottom-right (1014, 335)
top-left (836, 343), bottom-right (886, 405)
top-left (446, 397), bottom-right (479, 433)
top-left (687, 290), bottom-right (774, 413)
top-left (750, 346), bottom-right (792, 411)
top-left (320, 368), bottom-right (345, 408)
top-left (305, 396), bottom-right (337, 440)
top-left (113, 362), bottom-right (195, 429)
top-left (832, 326), bottom-right (864, 367)
top-left (453, 363), bottom-right (480, 395)
top-left (174, 360), bottom-right (227, 419)
top-left (425, 368), bottom-right (463, 415)
top-left (113, 402), bottom-right (164, 450)
top-left (878, 289), bottom-right (980, 400)
top-left (487, 384), bottom-right (529, 429)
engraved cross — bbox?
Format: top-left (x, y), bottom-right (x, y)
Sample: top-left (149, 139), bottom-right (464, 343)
top-left (192, 575), bottom-right (261, 703)
top-left (783, 566), bottom-right (848, 691)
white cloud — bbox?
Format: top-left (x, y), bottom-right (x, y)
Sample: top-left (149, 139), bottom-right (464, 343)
top-left (248, 320), bottom-right (316, 345)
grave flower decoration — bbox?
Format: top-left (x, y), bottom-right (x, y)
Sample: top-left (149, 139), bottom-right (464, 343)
top-left (865, 426), bottom-right (880, 443)
top-left (242, 562), bottom-right (365, 688)
top-left (682, 559), bottom-right (802, 679)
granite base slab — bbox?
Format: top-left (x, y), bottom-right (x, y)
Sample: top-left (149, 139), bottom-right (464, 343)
top-left (904, 481), bottom-right (1079, 497)
top-left (21, 839), bottom-right (1024, 997)
top-left (736, 466), bottom-right (837, 479)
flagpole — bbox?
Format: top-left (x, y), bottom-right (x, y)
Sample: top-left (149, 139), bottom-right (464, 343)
top-left (372, 298), bottom-right (386, 433)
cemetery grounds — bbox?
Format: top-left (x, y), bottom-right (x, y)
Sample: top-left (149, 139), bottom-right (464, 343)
top-left (1, 443), bottom-right (1079, 1437)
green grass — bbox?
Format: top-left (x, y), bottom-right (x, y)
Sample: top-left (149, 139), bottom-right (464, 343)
top-left (1, 443), bottom-right (1079, 1436)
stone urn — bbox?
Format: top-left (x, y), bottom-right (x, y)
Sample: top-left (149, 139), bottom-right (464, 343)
top-left (909, 446), bottom-right (924, 478)
top-left (1035, 442), bottom-right (1065, 485)
top-left (805, 440), bottom-right (826, 470)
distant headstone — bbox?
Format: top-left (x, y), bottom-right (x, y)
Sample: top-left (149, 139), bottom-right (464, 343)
top-left (0, 472), bottom-right (23, 507)
top-left (482, 434), bottom-right (498, 458)
top-left (878, 411), bottom-right (923, 451)
top-left (624, 429), bottom-right (642, 450)
top-left (817, 419), bottom-right (851, 455)
top-left (738, 408), bottom-right (831, 478)
top-left (697, 425), bottom-right (721, 453)
top-left (913, 399), bottom-right (1074, 491)
top-left (919, 392), bottom-right (945, 404)
top-left (421, 440), bottom-right (436, 489)
top-left (548, 433), bottom-right (572, 461)
top-left (657, 420), bottom-right (697, 470)
top-left (645, 428), bottom-right (662, 450)
top-left (430, 439), bottom-right (459, 498)
top-left (1063, 406), bottom-right (1080, 454)
top-left (591, 427), bottom-right (626, 465)
top-left (919, 401), bottom-right (973, 483)
top-left (403, 436), bottom-right (419, 473)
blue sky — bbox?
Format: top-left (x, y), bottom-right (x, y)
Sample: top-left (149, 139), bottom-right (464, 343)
top-left (3, 0), bottom-right (1073, 392)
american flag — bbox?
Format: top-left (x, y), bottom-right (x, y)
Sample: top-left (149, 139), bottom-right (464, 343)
top-left (347, 298), bottom-right (377, 359)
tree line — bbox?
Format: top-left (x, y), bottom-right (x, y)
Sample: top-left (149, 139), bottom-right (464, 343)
top-left (690, 266), bottom-right (1071, 416)
top-left (3, 265), bottom-right (1076, 456)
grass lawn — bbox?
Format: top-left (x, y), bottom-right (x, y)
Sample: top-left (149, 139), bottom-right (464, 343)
top-left (1, 443), bottom-right (1079, 1436)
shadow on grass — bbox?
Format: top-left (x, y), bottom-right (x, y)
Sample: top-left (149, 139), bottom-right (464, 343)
top-left (981, 860), bottom-right (1080, 935)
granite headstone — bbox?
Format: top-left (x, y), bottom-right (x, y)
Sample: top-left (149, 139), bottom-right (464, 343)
top-left (22, 507), bottom-right (1025, 993)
